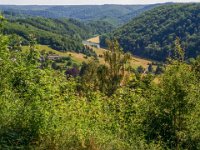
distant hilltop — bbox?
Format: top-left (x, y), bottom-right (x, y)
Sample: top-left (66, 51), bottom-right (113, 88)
top-left (0, 4), bottom-right (164, 26)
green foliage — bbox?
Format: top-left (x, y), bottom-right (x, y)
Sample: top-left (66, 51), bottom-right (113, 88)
top-left (0, 15), bottom-right (5, 30)
top-left (155, 65), bottom-right (165, 75)
top-left (0, 5), bottom-right (159, 26)
top-left (102, 4), bottom-right (200, 61)
top-left (137, 65), bottom-right (145, 74)
top-left (142, 62), bottom-right (200, 149)
top-left (174, 37), bottom-right (185, 62)
top-left (80, 40), bottom-right (131, 96)
top-left (3, 17), bottom-right (96, 56)
top-left (8, 34), bottom-right (22, 51)
top-left (191, 55), bottom-right (200, 79)
top-left (0, 37), bottom-right (159, 149)
top-left (148, 63), bottom-right (153, 73)
top-left (87, 20), bottom-right (115, 34)
top-left (1, 14), bottom-right (200, 150)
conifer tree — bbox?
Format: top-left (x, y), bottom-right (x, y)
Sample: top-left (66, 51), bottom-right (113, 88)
top-left (102, 40), bottom-right (131, 95)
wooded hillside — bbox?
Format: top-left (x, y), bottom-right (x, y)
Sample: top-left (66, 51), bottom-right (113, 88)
top-left (101, 4), bottom-right (200, 61)
top-left (0, 4), bottom-right (160, 25)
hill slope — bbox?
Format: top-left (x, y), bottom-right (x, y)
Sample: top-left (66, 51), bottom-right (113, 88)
top-left (101, 4), bottom-right (200, 61)
top-left (4, 17), bottom-right (92, 54)
top-left (0, 4), bottom-right (160, 26)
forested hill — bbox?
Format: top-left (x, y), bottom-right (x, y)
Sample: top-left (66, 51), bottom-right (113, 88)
top-left (3, 17), bottom-right (89, 54)
top-left (2, 16), bottom-right (115, 55)
top-left (101, 4), bottom-right (200, 61)
top-left (0, 4), bottom-right (160, 25)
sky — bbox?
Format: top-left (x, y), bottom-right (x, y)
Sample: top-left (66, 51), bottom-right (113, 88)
top-left (0, 0), bottom-right (200, 5)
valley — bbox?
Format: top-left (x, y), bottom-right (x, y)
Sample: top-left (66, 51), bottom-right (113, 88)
top-left (0, 2), bottom-right (200, 150)
top-left (24, 36), bottom-right (153, 69)
top-left (86, 36), bottom-right (153, 68)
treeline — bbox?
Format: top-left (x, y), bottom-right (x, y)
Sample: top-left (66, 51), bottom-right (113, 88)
top-left (2, 13), bottom-right (116, 56)
top-left (4, 17), bottom-right (94, 55)
top-left (101, 4), bottom-right (200, 61)
top-left (0, 5), bottom-right (159, 26)
top-left (87, 20), bottom-right (115, 35)
top-left (1, 15), bottom-right (200, 149)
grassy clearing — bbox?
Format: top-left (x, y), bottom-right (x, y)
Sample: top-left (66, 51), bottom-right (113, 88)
top-left (91, 46), bottom-right (106, 64)
top-left (87, 36), bottom-right (154, 68)
top-left (130, 56), bottom-right (152, 69)
top-left (87, 36), bottom-right (100, 44)
top-left (92, 45), bottom-right (153, 68)
top-left (22, 44), bottom-right (154, 69)
top-left (22, 45), bottom-right (89, 64)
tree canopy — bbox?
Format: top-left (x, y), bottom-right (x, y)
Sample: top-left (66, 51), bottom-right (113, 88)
top-left (101, 4), bottom-right (200, 61)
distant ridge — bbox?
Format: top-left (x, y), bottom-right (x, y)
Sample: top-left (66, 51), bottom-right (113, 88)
top-left (0, 4), bottom-right (161, 25)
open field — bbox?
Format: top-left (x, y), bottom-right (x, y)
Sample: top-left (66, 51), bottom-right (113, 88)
top-left (87, 36), bottom-right (153, 68)
top-left (22, 45), bottom-right (88, 64)
top-left (130, 56), bottom-right (152, 68)
top-left (22, 44), bottom-right (154, 69)
top-left (87, 36), bottom-right (100, 44)
top-left (92, 46), bottom-right (152, 68)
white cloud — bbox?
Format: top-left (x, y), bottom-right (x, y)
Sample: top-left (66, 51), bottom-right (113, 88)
top-left (0, 0), bottom-right (200, 5)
